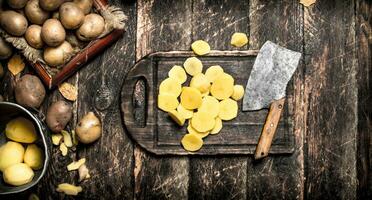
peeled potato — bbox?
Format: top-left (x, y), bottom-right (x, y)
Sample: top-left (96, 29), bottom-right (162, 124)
top-left (198, 96), bottom-right (220, 118)
top-left (168, 65), bottom-right (187, 84)
top-left (180, 87), bottom-right (202, 110)
top-left (177, 104), bottom-right (193, 119)
top-left (190, 73), bottom-right (210, 93)
top-left (231, 32), bottom-right (248, 47)
top-left (187, 122), bottom-right (209, 138)
top-left (231, 85), bottom-right (245, 101)
top-left (158, 93), bottom-right (179, 112)
top-left (219, 98), bottom-right (238, 120)
top-left (191, 111), bottom-right (216, 132)
top-left (168, 110), bottom-right (186, 126)
top-left (3, 163), bottom-right (34, 186)
top-left (205, 65), bottom-right (224, 82)
top-left (5, 117), bottom-right (38, 143)
top-left (0, 141), bottom-right (25, 172)
top-left (191, 40), bottom-right (210, 56)
top-left (211, 117), bottom-right (223, 134)
top-left (184, 57), bottom-right (203, 76)
top-left (210, 73), bottom-right (234, 100)
top-left (181, 134), bottom-right (203, 152)
top-left (159, 77), bottom-right (182, 97)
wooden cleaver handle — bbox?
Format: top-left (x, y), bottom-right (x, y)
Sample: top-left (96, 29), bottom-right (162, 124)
top-left (254, 98), bottom-right (286, 160)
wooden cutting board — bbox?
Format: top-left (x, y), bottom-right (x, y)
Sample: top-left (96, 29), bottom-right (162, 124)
top-left (120, 51), bottom-right (294, 155)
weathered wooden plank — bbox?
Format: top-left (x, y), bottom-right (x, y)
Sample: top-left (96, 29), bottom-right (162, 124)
top-left (189, 0), bottom-right (249, 199)
top-left (134, 0), bottom-right (191, 199)
top-left (246, 0), bottom-right (304, 199)
top-left (304, 0), bottom-right (358, 199)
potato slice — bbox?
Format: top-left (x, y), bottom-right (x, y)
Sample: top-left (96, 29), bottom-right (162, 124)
top-left (159, 77), bottom-right (182, 96)
top-left (231, 85), bottom-right (245, 101)
top-left (177, 104), bottom-right (193, 119)
top-left (210, 73), bottom-right (234, 100)
top-left (191, 40), bottom-right (210, 56)
top-left (191, 111), bottom-right (216, 132)
top-left (205, 65), bottom-right (224, 83)
top-left (158, 93), bottom-right (179, 112)
top-left (211, 117), bottom-right (223, 134)
top-left (181, 134), bottom-right (203, 152)
top-left (168, 65), bottom-right (187, 84)
top-left (190, 73), bottom-right (210, 93)
top-left (231, 32), bottom-right (248, 47)
top-left (184, 57), bottom-right (203, 76)
top-left (219, 98), bottom-right (238, 120)
top-left (198, 96), bottom-right (220, 118)
top-left (168, 110), bottom-right (186, 126)
top-left (187, 122), bottom-right (209, 138)
top-left (180, 87), bottom-right (202, 109)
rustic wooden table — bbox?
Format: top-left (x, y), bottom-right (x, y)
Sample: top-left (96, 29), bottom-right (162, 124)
top-left (1, 0), bottom-right (371, 199)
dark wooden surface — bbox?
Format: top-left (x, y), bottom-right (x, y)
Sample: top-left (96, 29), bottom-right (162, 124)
top-left (0, 0), bottom-right (371, 199)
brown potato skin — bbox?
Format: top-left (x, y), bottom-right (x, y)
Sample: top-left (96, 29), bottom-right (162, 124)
top-left (39, 0), bottom-right (64, 11)
top-left (7, 0), bottom-right (28, 9)
top-left (77, 14), bottom-right (105, 41)
top-left (73, 0), bottom-right (92, 15)
top-left (76, 112), bottom-right (102, 144)
top-left (59, 2), bottom-right (84, 29)
top-left (0, 37), bottom-right (12, 60)
top-left (41, 19), bottom-right (66, 47)
top-left (44, 41), bottom-right (73, 66)
top-left (46, 100), bottom-right (72, 133)
top-left (0, 11), bottom-right (28, 36)
top-left (25, 0), bottom-right (50, 25)
top-left (15, 74), bottom-right (46, 108)
top-left (25, 25), bottom-right (44, 49)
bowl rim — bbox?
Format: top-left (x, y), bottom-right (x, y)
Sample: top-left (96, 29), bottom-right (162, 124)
top-left (0, 102), bottom-right (50, 195)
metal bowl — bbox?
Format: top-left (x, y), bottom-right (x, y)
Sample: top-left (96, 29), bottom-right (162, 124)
top-left (0, 102), bottom-right (50, 195)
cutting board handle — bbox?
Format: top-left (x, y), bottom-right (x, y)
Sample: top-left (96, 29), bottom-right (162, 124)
top-left (254, 98), bottom-right (286, 159)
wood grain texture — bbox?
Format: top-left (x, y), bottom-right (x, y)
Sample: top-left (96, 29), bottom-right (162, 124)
top-left (304, 0), bottom-right (358, 199)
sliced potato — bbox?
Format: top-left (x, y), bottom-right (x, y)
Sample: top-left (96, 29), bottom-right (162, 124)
top-left (210, 73), bottom-right (234, 100)
top-left (191, 111), bottom-right (216, 132)
top-left (231, 32), bottom-right (248, 47)
top-left (180, 87), bottom-right (202, 110)
top-left (191, 40), bottom-right (210, 56)
top-left (205, 65), bottom-right (224, 82)
top-left (211, 117), bottom-right (222, 134)
top-left (198, 96), bottom-right (220, 118)
top-left (181, 134), bottom-right (203, 152)
top-left (159, 77), bottom-right (182, 96)
top-left (168, 65), bottom-right (187, 84)
top-left (219, 98), bottom-right (238, 120)
top-left (158, 93), bottom-right (179, 112)
top-left (168, 110), bottom-right (186, 126)
top-left (177, 104), bottom-right (193, 119)
top-left (184, 57), bottom-right (203, 76)
top-left (231, 85), bottom-right (245, 101)
top-left (187, 122), bottom-right (209, 138)
top-left (190, 73), bottom-right (210, 93)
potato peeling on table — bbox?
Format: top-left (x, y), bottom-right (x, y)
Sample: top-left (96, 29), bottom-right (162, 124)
top-left (78, 164), bottom-right (90, 182)
top-left (59, 142), bottom-right (68, 156)
top-left (67, 158), bottom-right (86, 171)
top-left (52, 133), bottom-right (63, 146)
top-left (56, 183), bottom-right (82, 196)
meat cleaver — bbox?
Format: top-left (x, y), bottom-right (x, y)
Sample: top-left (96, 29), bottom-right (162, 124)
top-left (242, 41), bottom-right (301, 160)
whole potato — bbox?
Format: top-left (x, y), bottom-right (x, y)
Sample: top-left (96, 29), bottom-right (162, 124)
top-left (39, 0), bottom-right (64, 11)
top-left (76, 112), bottom-right (102, 144)
top-left (0, 37), bottom-right (12, 60)
top-left (5, 117), bottom-right (38, 143)
top-left (15, 74), bottom-right (46, 108)
top-left (25, 0), bottom-right (50, 25)
top-left (77, 14), bottom-right (105, 41)
top-left (73, 0), bottom-right (92, 14)
top-left (44, 41), bottom-right (73, 66)
top-left (0, 141), bottom-right (25, 172)
top-left (0, 11), bottom-right (28, 36)
top-left (24, 144), bottom-right (44, 170)
top-left (46, 100), bottom-right (72, 133)
top-left (41, 19), bottom-right (66, 47)
top-left (59, 2), bottom-right (84, 29)
top-left (25, 25), bottom-right (44, 49)
top-left (7, 0), bottom-right (27, 9)
top-left (3, 163), bottom-right (34, 186)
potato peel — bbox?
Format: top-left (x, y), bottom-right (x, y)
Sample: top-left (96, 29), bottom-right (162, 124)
top-left (56, 183), bottom-right (82, 196)
top-left (7, 54), bottom-right (25, 76)
top-left (67, 158), bottom-right (86, 171)
top-left (59, 82), bottom-right (78, 101)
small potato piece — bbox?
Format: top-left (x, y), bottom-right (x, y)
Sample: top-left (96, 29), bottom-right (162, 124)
top-left (159, 77), bottom-right (182, 97)
top-left (6, 117), bottom-right (38, 143)
top-left (41, 19), bottom-right (66, 47)
top-left (190, 73), bottom-right (210, 93)
top-left (59, 142), bottom-right (68, 156)
top-left (44, 41), bottom-right (73, 66)
top-left (191, 40), bottom-right (210, 56)
top-left (57, 183), bottom-right (83, 196)
top-left (205, 65), bottom-right (224, 83)
top-left (176, 104), bottom-right (193, 119)
top-left (211, 117), bottom-right (222, 134)
top-left (24, 144), bottom-right (43, 170)
top-left (231, 32), bottom-right (248, 47)
top-left (168, 65), bottom-right (187, 84)
top-left (3, 163), bottom-right (34, 186)
top-left (51, 133), bottom-right (63, 145)
top-left (25, 25), bottom-right (44, 49)
top-left (158, 93), bottom-right (179, 112)
top-left (77, 14), bottom-right (105, 41)
top-left (183, 57), bottom-right (203, 76)
top-left (231, 85), bottom-right (245, 101)
top-left (67, 158), bottom-right (86, 171)
top-left (0, 141), bottom-right (25, 172)
top-left (46, 101), bottom-right (73, 133)
top-left (15, 75), bottom-right (46, 108)
top-left (76, 112), bottom-right (102, 144)
top-left (187, 122), bottom-right (209, 138)
top-left (219, 98), bottom-right (238, 120)
top-left (59, 2), bottom-right (84, 29)
top-left (198, 96), bottom-right (220, 118)
top-left (61, 130), bottom-right (73, 147)
top-left (25, 0), bottom-right (50, 25)
top-left (210, 73), bottom-right (234, 100)
top-left (0, 37), bottom-right (13, 60)
top-left (74, 0), bottom-right (93, 14)
top-left (181, 134), bottom-right (203, 152)
top-left (191, 111), bottom-right (215, 132)
top-left (168, 110), bottom-right (186, 126)
top-left (180, 87), bottom-right (202, 110)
